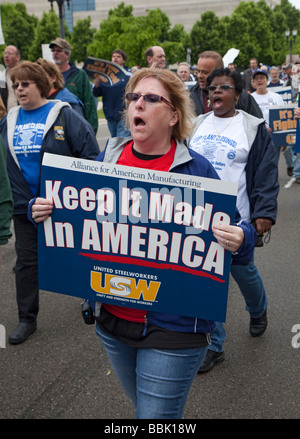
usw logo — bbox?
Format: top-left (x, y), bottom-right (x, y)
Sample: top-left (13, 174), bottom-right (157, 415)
top-left (90, 272), bottom-right (161, 302)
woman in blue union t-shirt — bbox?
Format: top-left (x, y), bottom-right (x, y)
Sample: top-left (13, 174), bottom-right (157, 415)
top-left (13, 100), bottom-right (55, 195)
top-left (0, 61), bottom-right (100, 345)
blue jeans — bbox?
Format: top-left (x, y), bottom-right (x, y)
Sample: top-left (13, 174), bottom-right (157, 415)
top-left (283, 143), bottom-right (296, 168)
top-left (276, 144), bottom-right (300, 177)
top-left (96, 325), bottom-right (208, 419)
top-left (210, 256), bottom-right (268, 352)
top-left (293, 153), bottom-right (300, 178)
top-left (107, 118), bottom-right (130, 137)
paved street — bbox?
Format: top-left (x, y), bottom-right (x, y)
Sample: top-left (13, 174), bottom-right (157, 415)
top-left (0, 121), bottom-right (299, 420)
top-left (97, 118), bottom-right (111, 152)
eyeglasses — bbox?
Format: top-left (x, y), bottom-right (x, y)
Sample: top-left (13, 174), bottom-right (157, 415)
top-left (207, 84), bottom-right (235, 92)
top-left (125, 93), bottom-right (175, 110)
top-left (12, 81), bottom-right (35, 90)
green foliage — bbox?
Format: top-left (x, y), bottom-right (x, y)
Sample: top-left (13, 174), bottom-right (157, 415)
top-left (274, 0), bottom-right (300, 32)
top-left (69, 17), bottom-right (96, 63)
top-left (87, 3), bottom-right (135, 62)
top-left (190, 11), bottom-right (226, 63)
top-left (0, 2), bottom-right (37, 60)
top-left (28, 10), bottom-right (68, 61)
top-left (87, 5), bottom-right (177, 66)
top-left (0, 0), bottom-right (299, 69)
top-left (231, 1), bottom-right (274, 66)
top-left (189, 0), bottom-right (300, 68)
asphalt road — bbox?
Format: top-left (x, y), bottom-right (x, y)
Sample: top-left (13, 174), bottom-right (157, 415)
top-left (0, 121), bottom-right (299, 420)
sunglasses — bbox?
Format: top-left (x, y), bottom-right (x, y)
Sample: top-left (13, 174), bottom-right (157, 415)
top-left (207, 84), bottom-right (235, 92)
top-left (125, 93), bottom-right (175, 110)
top-left (12, 81), bottom-right (35, 90)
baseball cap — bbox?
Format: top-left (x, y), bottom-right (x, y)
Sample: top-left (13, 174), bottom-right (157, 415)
top-left (252, 69), bottom-right (268, 79)
top-left (283, 63), bottom-right (292, 69)
top-left (49, 37), bottom-right (71, 52)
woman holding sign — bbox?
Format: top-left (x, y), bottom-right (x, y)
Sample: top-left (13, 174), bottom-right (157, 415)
top-left (0, 61), bottom-right (100, 345)
top-left (31, 66), bottom-right (256, 419)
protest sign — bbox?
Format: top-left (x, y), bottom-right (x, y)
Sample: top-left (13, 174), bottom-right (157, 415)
top-left (269, 104), bottom-right (296, 147)
top-left (222, 48), bottom-right (239, 67)
top-left (270, 86), bottom-right (293, 104)
top-left (83, 56), bottom-right (131, 86)
top-left (38, 153), bottom-right (238, 322)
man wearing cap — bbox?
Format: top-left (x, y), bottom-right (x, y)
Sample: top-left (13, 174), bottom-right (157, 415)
top-left (251, 69), bottom-right (285, 130)
top-left (251, 68), bottom-right (292, 173)
top-left (49, 37), bottom-right (98, 135)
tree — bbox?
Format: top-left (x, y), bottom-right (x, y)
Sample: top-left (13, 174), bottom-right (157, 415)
top-left (274, 0), bottom-right (300, 63)
top-left (228, 1), bottom-right (274, 67)
top-left (28, 9), bottom-right (70, 61)
top-left (167, 24), bottom-right (191, 63)
top-left (190, 11), bottom-right (224, 64)
top-left (87, 3), bottom-right (135, 62)
top-left (275, 0), bottom-right (300, 33)
top-left (1, 1), bottom-right (299, 69)
top-left (70, 17), bottom-right (96, 63)
top-left (87, 3), bottom-right (184, 67)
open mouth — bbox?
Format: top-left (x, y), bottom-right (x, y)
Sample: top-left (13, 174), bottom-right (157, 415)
top-left (212, 96), bottom-right (223, 105)
top-left (134, 117), bottom-right (146, 127)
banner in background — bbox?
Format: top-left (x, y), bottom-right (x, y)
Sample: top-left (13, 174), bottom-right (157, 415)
top-left (271, 86), bottom-right (293, 105)
top-left (83, 57), bottom-right (131, 86)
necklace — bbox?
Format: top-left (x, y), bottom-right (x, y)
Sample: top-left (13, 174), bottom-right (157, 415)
top-left (212, 111), bottom-right (238, 137)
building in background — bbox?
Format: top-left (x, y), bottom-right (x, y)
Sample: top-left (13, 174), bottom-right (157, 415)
top-left (60, 0), bottom-right (95, 31)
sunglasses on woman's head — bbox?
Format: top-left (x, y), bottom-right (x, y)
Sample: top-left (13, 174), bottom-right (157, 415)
top-left (207, 84), bottom-right (235, 92)
top-left (12, 81), bottom-right (35, 90)
top-left (125, 93), bottom-right (175, 110)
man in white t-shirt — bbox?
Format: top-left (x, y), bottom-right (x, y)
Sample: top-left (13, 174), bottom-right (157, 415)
top-left (251, 69), bottom-right (291, 170)
top-left (251, 69), bottom-right (284, 128)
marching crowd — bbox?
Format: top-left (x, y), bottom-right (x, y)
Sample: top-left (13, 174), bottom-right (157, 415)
top-left (0, 40), bottom-right (298, 419)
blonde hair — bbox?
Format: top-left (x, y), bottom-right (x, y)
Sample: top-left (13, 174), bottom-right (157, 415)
top-left (0, 95), bottom-right (6, 119)
top-left (124, 66), bottom-right (196, 141)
